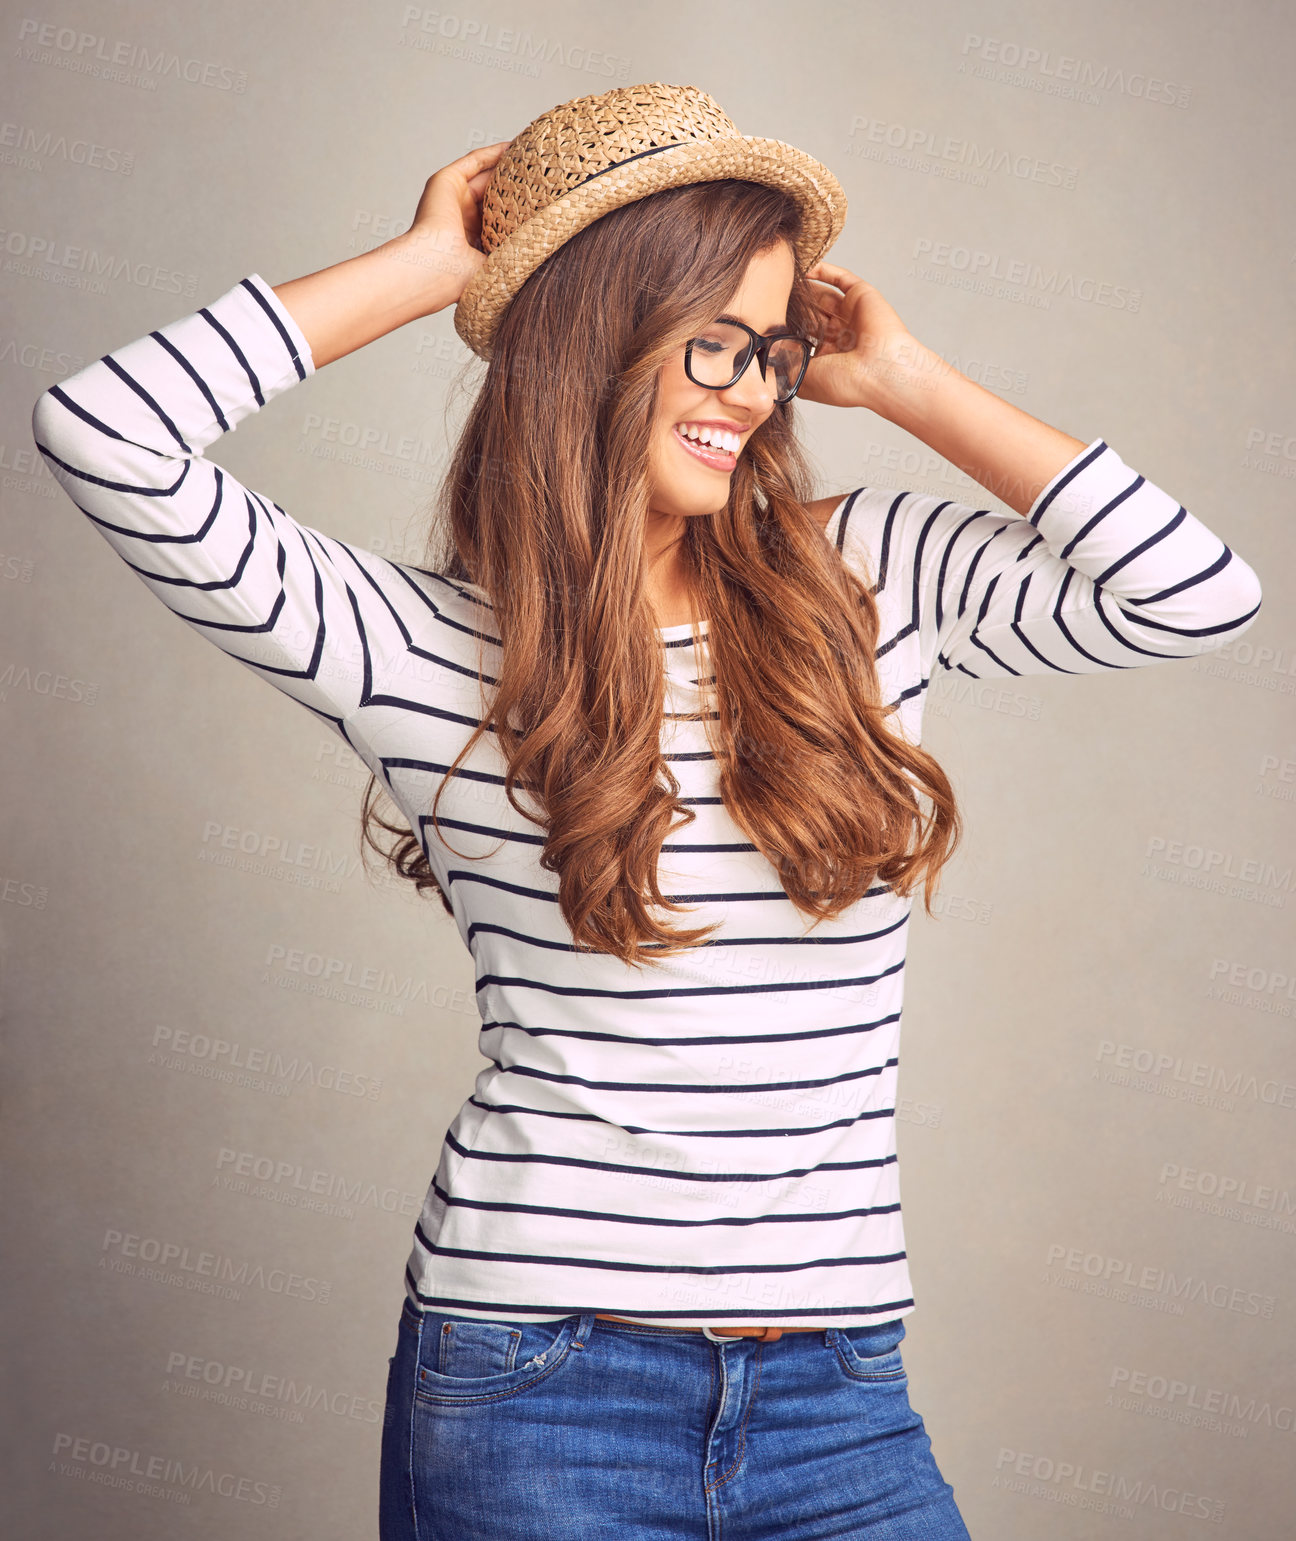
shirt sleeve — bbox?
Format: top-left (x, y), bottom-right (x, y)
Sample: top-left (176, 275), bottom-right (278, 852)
top-left (831, 438), bottom-right (1264, 682)
top-left (29, 273), bottom-right (423, 736)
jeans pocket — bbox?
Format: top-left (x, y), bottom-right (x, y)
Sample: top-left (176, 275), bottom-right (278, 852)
top-left (412, 1311), bottom-right (582, 1406)
top-left (827, 1318), bottom-right (909, 1383)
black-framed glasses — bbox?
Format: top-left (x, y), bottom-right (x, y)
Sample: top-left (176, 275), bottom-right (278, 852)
top-left (683, 317), bottom-right (814, 404)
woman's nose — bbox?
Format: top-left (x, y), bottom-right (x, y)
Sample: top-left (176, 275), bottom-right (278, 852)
top-left (718, 353), bottom-right (777, 415)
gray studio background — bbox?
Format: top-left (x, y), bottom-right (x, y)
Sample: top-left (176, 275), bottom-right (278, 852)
top-left (3, 1), bottom-right (1293, 1536)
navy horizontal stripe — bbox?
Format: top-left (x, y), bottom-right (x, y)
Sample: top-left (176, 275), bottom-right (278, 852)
top-left (441, 1129), bottom-right (899, 1182)
top-left (416, 1239), bottom-right (910, 1276)
top-left (430, 1177), bottom-right (903, 1225)
top-left (475, 1000), bottom-right (903, 1048)
top-left (465, 1094), bottom-right (898, 1138)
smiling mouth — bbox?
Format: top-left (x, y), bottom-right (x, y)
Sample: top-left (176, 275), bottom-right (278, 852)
top-left (672, 424), bottom-right (738, 470)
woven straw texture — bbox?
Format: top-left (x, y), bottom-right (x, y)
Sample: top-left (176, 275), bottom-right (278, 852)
top-left (453, 82), bottom-right (847, 360)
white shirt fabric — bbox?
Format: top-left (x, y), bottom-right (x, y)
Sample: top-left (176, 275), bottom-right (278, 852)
top-left (31, 273), bottom-right (1264, 1327)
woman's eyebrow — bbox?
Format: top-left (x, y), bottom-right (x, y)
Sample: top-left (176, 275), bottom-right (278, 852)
top-left (716, 313), bottom-right (796, 337)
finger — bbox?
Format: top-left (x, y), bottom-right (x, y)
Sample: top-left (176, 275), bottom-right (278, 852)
top-left (462, 139), bottom-right (513, 165)
top-left (801, 263), bottom-right (844, 288)
top-left (809, 259), bottom-right (864, 290)
top-left (439, 141), bottom-right (512, 181)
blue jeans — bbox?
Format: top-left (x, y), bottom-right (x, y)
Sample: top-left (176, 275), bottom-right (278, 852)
top-left (379, 1299), bottom-right (971, 1539)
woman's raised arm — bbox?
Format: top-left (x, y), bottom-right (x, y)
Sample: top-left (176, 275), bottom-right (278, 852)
top-left (803, 259), bottom-right (1089, 514)
top-left (804, 261), bottom-right (1263, 683)
top-left (26, 143), bottom-right (511, 741)
top-left (271, 141), bottom-right (510, 367)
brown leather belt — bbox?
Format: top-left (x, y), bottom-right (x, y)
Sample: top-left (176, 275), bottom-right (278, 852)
top-left (594, 1312), bottom-right (820, 1343)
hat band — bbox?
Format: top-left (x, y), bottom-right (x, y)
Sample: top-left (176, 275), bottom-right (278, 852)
top-left (573, 137), bottom-right (693, 191)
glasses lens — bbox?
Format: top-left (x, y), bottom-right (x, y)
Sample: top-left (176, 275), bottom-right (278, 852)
top-left (686, 322), bottom-right (751, 389)
top-left (687, 323), bottom-right (808, 402)
top-left (767, 337), bottom-right (809, 401)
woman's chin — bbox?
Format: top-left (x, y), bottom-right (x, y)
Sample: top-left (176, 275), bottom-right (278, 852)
top-left (647, 475), bottom-right (733, 519)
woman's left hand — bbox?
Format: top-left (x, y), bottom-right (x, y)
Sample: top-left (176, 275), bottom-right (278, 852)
top-left (798, 261), bottom-right (944, 412)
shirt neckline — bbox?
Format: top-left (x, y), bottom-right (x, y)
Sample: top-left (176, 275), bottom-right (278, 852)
top-left (658, 617), bottom-right (709, 641)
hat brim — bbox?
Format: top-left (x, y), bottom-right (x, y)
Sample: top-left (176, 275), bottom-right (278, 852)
top-left (453, 135), bottom-right (847, 361)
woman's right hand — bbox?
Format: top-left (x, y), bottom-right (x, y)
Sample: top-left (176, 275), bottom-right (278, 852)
top-left (271, 140), bottom-right (514, 369)
top-left (394, 140), bottom-right (514, 310)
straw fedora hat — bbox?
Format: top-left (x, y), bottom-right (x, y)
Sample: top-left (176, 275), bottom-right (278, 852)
top-left (453, 81), bottom-right (847, 360)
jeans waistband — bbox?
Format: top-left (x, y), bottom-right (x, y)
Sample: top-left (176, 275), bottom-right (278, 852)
top-left (594, 1313), bottom-right (820, 1342)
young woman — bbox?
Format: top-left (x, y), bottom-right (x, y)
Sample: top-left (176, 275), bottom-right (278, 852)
top-left (32, 84), bottom-right (1261, 1541)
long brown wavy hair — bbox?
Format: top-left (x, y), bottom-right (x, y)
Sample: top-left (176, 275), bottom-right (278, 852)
top-left (359, 178), bottom-right (962, 968)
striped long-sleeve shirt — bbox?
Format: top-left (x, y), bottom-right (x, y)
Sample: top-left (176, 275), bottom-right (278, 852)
top-left (30, 273), bottom-right (1263, 1327)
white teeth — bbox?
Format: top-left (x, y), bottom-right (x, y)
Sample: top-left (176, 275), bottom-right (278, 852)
top-left (678, 424), bottom-right (739, 455)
